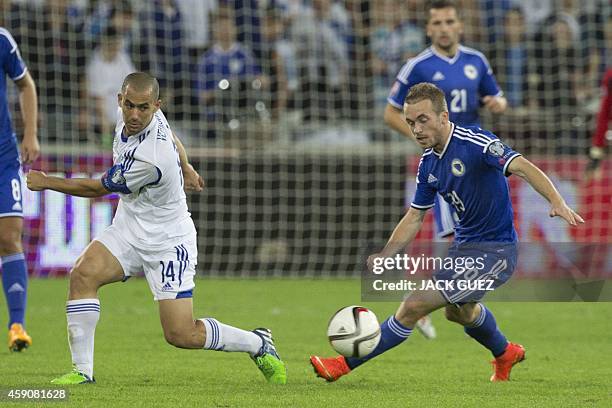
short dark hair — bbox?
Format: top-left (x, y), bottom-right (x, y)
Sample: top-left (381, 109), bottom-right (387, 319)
top-left (428, 0), bottom-right (457, 10)
top-left (121, 72), bottom-right (160, 101)
top-left (405, 83), bottom-right (448, 114)
top-left (428, 0), bottom-right (460, 19)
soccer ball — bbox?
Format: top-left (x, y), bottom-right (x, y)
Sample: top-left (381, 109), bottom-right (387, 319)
top-left (327, 305), bottom-right (381, 358)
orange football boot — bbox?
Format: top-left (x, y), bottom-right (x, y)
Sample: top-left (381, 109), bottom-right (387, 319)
top-left (490, 342), bottom-right (525, 381)
top-left (310, 355), bottom-right (351, 382)
top-left (8, 323), bottom-right (32, 352)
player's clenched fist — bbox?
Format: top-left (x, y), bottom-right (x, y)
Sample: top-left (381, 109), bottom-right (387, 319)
top-left (182, 163), bottom-right (205, 192)
top-left (26, 170), bottom-right (47, 191)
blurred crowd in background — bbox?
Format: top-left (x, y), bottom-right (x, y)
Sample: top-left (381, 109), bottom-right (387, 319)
top-left (0, 0), bottom-right (610, 153)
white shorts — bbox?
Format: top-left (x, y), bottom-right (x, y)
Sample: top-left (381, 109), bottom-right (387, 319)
top-left (95, 225), bottom-right (197, 301)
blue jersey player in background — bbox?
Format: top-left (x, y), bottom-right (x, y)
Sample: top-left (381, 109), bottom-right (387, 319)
top-left (0, 27), bottom-right (39, 351)
top-left (311, 83), bottom-right (583, 383)
top-left (385, 0), bottom-right (508, 239)
top-left (383, 0), bottom-right (508, 339)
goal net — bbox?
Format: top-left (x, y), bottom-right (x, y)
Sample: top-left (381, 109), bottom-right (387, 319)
top-left (3, 0), bottom-right (609, 277)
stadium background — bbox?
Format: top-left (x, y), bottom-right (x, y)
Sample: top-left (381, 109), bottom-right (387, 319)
top-left (1, 0), bottom-right (610, 279)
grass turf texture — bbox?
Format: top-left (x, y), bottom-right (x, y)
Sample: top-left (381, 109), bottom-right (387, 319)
top-left (1, 278), bottom-right (610, 407)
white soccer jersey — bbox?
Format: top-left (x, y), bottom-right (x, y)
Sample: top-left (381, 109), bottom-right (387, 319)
top-left (101, 108), bottom-right (196, 249)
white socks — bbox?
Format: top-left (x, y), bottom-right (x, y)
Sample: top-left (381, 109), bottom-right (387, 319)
top-left (64, 303), bottom-right (262, 378)
top-left (200, 318), bottom-right (263, 356)
top-left (66, 299), bottom-right (100, 378)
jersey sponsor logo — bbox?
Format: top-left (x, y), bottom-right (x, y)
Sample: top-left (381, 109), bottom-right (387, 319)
top-left (451, 159), bottom-right (465, 177)
top-left (487, 141), bottom-right (505, 157)
top-left (161, 281), bottom-right (173, 291)
top-left (427, 174), bottom-right (438, 183)
top-left (463, 64), bottom-right (478, 80)
top-left (11, 202), bottom-right (22, 211)
top-left (432, 71), bottom-right (445, 81)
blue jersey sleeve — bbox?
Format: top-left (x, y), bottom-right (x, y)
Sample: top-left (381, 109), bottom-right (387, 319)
top-left (0, 29), bottom-right (26, 80)
top-left (387, 59), bottom-right (422, 109)
top-left (197, 54), bottom-right (216, 92)
top-left (410, 155), bottom-right (436, 210)
top-left (387, 79), bottom-right (409, 109)
top-left (101, 164), bottom-right (131, 194)
top-left (482, 139), bottom-right (522, 176)
top-left (101, 161), bottom-right (161, 194)
top-left (478, 54), bottom-right (502, 97)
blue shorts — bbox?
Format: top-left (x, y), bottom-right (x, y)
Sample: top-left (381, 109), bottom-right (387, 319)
top-left (433, 193), bottom-right (458, 238)
top-left (0, 157), bottom-right (23, 218)
top-left (433, 242), bottom-right (517, 304)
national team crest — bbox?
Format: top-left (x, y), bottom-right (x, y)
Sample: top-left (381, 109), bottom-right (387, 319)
top-left (464, 64), bottom-right (478, 80)
top-left (451, 159), bottom-right (465, 177)
top-left (487, 141), bottom-right (505, 157)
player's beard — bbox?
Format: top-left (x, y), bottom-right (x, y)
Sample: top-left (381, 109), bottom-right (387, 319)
top-left (435, 36), bottom-right (458, 54)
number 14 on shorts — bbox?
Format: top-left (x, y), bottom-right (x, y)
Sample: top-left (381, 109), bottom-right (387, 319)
top-left (159, 260), bottom-right (188, 286)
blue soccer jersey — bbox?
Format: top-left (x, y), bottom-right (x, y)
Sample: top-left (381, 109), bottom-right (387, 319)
top-left (388, 45), bottom-right (502, 127)
top-left (0, 27), bottom-right (27, 217)
top-left (0, 27), bottom-right (26, 162)
top-left (196, 43), bottom-right (261, 92)
top-left (411, 124), bottom-right (521, 243)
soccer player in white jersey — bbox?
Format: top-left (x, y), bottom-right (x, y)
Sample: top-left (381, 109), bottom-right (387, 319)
top-left (311, 83), bottom-right (583, 383)
top-left (383, 0), bottom-right (508, 340)
top-left (26, 72), bottom-right (287, 385)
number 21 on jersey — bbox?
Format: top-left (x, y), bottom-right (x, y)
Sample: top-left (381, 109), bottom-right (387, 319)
top-left (450, 89), bottom-right (467, 113)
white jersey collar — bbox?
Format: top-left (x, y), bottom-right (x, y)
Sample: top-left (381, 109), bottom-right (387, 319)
top-left (121, 114), bottom-right (156, 143)
top-left (430, 45), bottom-right (462, 65)
top-left (433, 122), bottom-right (454, 159)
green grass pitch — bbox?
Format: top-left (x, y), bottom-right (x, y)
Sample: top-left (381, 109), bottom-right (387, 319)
top-left (1, 278), bottom-right (610, 407)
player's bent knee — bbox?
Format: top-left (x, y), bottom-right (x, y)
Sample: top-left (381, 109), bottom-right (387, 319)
top-left (69, 259), bottom-right (105, 294)
top-left (444, 307), bottom-right (463, 323)
top-left (396, 299), bottom-right (430, 326)
top-left (0, 233), bottom-right (22, 255)
top-left (69, 267), bottom-right (95, 294)
top-left (444, 306), bottom-right (474, 325)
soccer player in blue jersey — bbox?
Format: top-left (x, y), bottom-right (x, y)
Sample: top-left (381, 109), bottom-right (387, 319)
top-left (384, 0), bottom-right (508, 338)
top-left (0, 27), bottom-right (39, 351)
top-left (311, 83), bottom-right (583, 382)
top-left (386, 0), bottom-right (508, 238)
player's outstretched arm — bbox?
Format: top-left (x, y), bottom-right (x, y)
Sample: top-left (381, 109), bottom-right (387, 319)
top-left (367, 207), bottom-right (426, 270)
top-left (26, 170), bottom-right (109, 198)
top-left (171, 131), bottom-right (204, 192)
top-left (507, 156), bottom-right (584, 226)
top-left (383, 104), bottom-right (417, 143)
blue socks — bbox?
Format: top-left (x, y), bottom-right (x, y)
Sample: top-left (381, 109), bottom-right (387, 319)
top-left (346, 315), bottom-right (412, 369)
top-left (464, 304), bottom-right (508, 357)
top-left (1, 253), bottom-right (28, 328)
